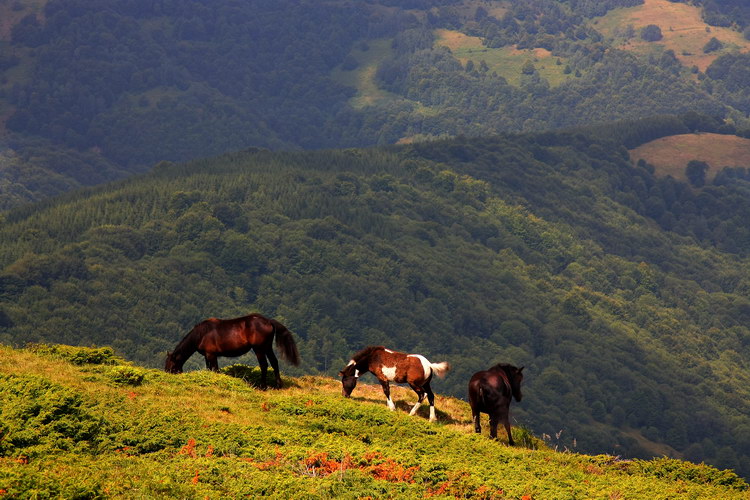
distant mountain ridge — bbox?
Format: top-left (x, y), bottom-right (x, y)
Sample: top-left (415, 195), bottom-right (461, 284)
top-left (3, 0), bottom-right (750, 206)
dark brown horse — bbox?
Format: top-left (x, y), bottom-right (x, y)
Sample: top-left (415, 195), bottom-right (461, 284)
top-left (339, 346), bottom-right (451, 422)
top-left (164, 313), bottom-right (300, 389)
top-left (468, 363), bottom-right (524, 444)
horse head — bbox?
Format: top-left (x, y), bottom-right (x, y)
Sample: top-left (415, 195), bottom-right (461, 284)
top-left (164, 351), bottom-right (183, 374)
top-left (339, 362), bottom-right (359, 398)
top-left (509, 365), bottom-right (524, 402)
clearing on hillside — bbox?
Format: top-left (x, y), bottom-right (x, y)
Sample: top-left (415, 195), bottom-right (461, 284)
top-left (331, 38), bottom-right (401, 109)
top-left (434, 29), bottom-right (572, 87)
top-left (629, 133), bottom-right (750, 181)
top-left (593, 0), bottom-right (750, 72)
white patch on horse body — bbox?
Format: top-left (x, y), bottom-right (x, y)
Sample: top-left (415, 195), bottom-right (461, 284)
top-left (408, 354), bottom-right (431, 378)
top-left (382, 365), bottom-right (397, 381)
top-left (384, 348), bottom-right (394, 353)
top-left (387, 397), bottom-right (396, 410)
top-left (354, 369), bottom-right (360, 378)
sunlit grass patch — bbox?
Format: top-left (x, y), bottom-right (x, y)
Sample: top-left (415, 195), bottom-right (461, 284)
top-left (434, 29), bottom-right (572, 87)
top-left (629, 133), bottom-right (750, 181)
top-left (593, 0), bottom-right (750, 72)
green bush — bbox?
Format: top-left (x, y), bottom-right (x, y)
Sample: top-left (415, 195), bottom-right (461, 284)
top-left (26, 343), bottom-right (122, 366)
top-left (627, 457), bottom-right (748, 490)
top-left (106, 366), bottom-right (146, 386)
top-left (0, 374), bottom-right (107, 457)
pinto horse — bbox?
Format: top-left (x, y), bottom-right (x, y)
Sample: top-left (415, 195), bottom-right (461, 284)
top-left (339, 346), bottom-right (451, 422)
top-left (164, 313), bottom-right (300, 389)
top-left (468, 363), bottom-right (524, 444)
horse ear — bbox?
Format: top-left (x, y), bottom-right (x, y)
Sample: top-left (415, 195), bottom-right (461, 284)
top-left (519, 366), bottom-right (524, 372)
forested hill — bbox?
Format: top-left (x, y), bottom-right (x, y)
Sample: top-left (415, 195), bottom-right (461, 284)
top-left (4, 0), bottom-right (750, 206)
top-left (2, 121), bottom-right (750, 477)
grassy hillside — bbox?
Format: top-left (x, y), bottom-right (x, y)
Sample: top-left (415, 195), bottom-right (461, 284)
top-left (1, 344), bottom-right (746, 499)
top-left (433, 29), bottom-right (572, 87)
top-left (629, 133), bottom-right (750, 181)
top-left (2, 122), bottom-right (750, 476)
top-left (594, 0), bottom-right (750, 71)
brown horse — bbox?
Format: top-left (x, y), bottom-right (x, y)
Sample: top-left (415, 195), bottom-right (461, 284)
top-left (339, 346), bottom-right (451, 422)
top-left (468, 363), bottom-right (524, 444)
top-left (164, 313), bottom-right (300, 389)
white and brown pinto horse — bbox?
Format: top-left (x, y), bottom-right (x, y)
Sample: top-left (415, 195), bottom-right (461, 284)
top-left (339, 346), bottom-right (451, 422)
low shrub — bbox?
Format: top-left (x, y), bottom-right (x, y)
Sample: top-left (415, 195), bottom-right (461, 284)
top-left (106, 366), bottom-right (146, 386)
top-left (26, 343), bottom-right (122, 366)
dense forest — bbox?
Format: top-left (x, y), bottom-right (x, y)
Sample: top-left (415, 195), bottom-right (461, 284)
top-left (3, 0), bottom-right (750, 205)
top-left (2, 117), bottom-right (750, 477)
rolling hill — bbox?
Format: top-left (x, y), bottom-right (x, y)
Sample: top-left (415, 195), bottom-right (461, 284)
top-left (2, 119), bottom-right (750, 477)
top-left (1, 344), bottom-right (746, 498)
top-left (629, 132), bottom-right (750, 181)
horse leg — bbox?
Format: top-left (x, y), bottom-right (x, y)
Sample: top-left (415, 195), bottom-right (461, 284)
top-left (489, 414), bottom-right (499, 440)
top-left (253, 348), bottom-right (269, 390)
top-left (502, 411), bottom-right (514, 446)
top-left (266, 348), bottom-right (282, 389)
top-left (408, 384), bottom-right (425, 416)
top-left (380, 380), bottom-right (396, 410)
top-left (472, 410), bottom-right (482, 434)
top-left (425, 382), bottom-right (437, 422)
top-left (205, 353), bottom-right (219, 371)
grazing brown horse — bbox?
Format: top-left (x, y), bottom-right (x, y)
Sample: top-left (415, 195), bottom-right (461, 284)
top-left (164, 313), bottom-right (300, 389)
top-left (339, 346), bottom-right (451, 422)
top-left (468, 363), bottom-right (524, 444)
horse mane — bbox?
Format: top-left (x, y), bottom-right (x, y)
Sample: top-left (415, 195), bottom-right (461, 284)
top-left (174, 321), bottom-right (212, 354)
top-left (351, 345), bottom-right (386, 363)
top-left (489, 362), bottom-right (515, 371)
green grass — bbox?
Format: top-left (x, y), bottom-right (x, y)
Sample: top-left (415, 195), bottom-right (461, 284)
top-left (331, 38), bottom-right (404, 110)
top-left (0, 344), bottom-right (747, 498)
top-left (629, 133), bottom-right (750, 181)
top-left (435, 29), bottom-right (573, 87)
top-left (592, 0), bottom-right (750, 72)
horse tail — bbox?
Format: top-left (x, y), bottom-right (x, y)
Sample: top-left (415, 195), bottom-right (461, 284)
top-left (430, 361), bottom-right (451, 378)
top-left (271, 320), bottom-right (300, 366)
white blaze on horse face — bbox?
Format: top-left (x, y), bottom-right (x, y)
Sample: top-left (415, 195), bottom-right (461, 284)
top-left (382, 365), bottom-right (397, 381)
top-left (384, 348), bottom-right (394, 353)
top-left (408, 354), bottom-right (431, 378)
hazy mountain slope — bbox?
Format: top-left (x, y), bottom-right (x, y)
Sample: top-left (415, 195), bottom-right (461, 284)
top-left (2, 0), bottom-right (750, 207)
top-left (2, 122), bottom-right (750, 475)
top-left (0, 344), bottom-right (746, 499)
